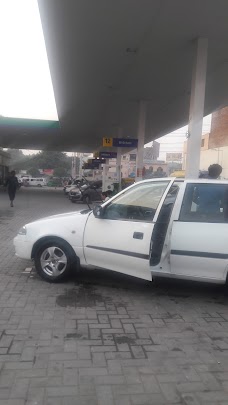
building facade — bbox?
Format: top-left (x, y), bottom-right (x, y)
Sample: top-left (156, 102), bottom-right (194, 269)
top-left (183, 106), bottom-right (228, 178)
top-left (108, 144), bottom-right (167, 179)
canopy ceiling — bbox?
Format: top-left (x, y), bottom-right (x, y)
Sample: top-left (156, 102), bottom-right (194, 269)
top-left (1, 0), bottom-right (228, 151)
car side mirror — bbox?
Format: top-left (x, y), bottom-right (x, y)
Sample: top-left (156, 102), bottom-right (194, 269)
top-left (93, 205), bottom-right (104, 218)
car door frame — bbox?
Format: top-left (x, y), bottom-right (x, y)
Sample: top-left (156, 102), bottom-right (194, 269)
top-left (147, 180), bottom-right (185, 277)
top-left (83, 178), bottom-right (176, 281)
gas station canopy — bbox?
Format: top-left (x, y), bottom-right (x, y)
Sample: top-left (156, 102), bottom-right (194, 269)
top-left (1, 0), bottom-right (228, 151)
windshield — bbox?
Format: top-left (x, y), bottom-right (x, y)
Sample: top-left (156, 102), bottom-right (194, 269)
top-left (103, 181), bottom-right (170, 221)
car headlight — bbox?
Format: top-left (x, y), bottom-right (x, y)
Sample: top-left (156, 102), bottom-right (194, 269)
top-left (18, 226), bottom-right (27, 235)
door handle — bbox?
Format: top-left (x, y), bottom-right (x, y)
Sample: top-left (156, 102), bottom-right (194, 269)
top-left (133, 232), bottom-right (144, 240)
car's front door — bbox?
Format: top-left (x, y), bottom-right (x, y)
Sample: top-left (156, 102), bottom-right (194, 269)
top-left (84, 179), bottom-right (174, 280)
top-left (170, 182), bottom-right (228, 281)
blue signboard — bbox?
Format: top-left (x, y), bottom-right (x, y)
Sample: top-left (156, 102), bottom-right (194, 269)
top-left (91, 158), bottom-right (106, 165)
top-left (99, 151), bottom-right (117, 159)
top-left (113, 138), bottom-right (138, 148)
top-left (84, 164), bottom-right (98, 169)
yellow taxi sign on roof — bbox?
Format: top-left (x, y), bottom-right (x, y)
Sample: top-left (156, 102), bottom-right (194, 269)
top-left (170, 170), bottom-right (185, 178)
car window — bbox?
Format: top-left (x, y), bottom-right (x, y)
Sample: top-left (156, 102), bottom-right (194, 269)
top-left (103, 181), bottom-right (170, 222)
top-left (179, 183), bottom-right (228, 223)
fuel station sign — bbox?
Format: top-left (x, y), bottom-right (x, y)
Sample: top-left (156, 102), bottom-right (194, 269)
top-left (103, 137), bottom-right (138, 148)
top-left (99, 151), bottom-right (117, 159)
top-left (103, 137), bottom-right (113, 147)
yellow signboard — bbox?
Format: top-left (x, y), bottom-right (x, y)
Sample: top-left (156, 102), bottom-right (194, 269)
top-left (103, 137), bottom-right (113, 147)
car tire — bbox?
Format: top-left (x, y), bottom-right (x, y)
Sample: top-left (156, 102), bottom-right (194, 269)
top-left (82, 195), bottom-right (91, 204)
top-left (34, 239), bottom-right (77, 283)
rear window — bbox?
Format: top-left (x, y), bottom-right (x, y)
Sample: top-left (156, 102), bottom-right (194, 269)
top-left (179, 183), bottom-right (228, 223)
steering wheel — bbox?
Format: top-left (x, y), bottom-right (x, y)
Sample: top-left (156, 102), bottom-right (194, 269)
top-left (127, 206), bottom-right (146, 220)
top-left (134, 206), bottom-right (156, 220)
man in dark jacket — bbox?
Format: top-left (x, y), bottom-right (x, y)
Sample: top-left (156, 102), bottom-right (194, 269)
top-left (199, 164), bottom-right (222, 179)
top-left (5, 171), bottom-right (19, 207)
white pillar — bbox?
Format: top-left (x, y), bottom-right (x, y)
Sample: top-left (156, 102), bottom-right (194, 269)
top-left (116, 128), bottom-right (122, 191)
top-left (185, 38), bottom-right (208, 179)
top-left (136, 101), bottom-right (146, 182)
top-left (79, 153), bottom-right (83, 178)
top-left (102, 160), bottom-right (109, 192)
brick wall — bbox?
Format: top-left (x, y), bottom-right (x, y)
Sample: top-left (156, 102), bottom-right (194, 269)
top-left (209, 106), bottom-right (228, 148)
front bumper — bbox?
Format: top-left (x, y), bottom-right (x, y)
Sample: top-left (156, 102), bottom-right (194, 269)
top-left (14, 235), bottom-right (32, 260)
top-left (70, 194), bottom-right (82, 201)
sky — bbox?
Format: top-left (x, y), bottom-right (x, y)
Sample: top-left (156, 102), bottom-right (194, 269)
top-left (150, 114), bottom-right (212, 160)
top-left (0, 0), bottom-right (211, 160)
top-left (0, 0), bottom-right (57, 121)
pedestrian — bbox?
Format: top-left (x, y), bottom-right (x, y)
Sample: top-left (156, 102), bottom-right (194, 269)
top-left (196, 164), bottom-right (223, 215)
top-left (101, 190), bottom-right (112, 202)
top-left (207, 164), bottom-right (222, 179)
top-left (4, 170), bottom-right (19, 207)
top-left (199, 164), bottom-right (222, 179)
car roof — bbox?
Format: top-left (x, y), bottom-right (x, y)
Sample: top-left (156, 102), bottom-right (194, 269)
top-left (183, 179), bottom-right (228, 184)
top-left (137, 178), bottom-right (228, 185)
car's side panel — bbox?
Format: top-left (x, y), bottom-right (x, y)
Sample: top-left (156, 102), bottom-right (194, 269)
top-left (170, 221), bottom-right (228, 280)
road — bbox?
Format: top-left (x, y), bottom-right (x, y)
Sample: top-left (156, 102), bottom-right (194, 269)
top-left (1, 187), bottom-right (228, 404)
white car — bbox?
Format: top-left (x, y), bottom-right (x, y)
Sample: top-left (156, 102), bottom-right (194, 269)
top-left (14, 178), bottom-right (228, 284)
top-left (64, 179), bottom-right (88, 195)
top-left (64, 185), bottom-right (76, 195)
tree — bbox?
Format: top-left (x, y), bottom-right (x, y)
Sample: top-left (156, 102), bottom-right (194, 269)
top-left (27, 167), bottom-right (41, 177)
top-left (30, 151), bottom-right (71, 170)
top-left (11, 150), bottom-right (72, 173)
top-left (6, 149), bottom-right (26, 169)
top-left (167, 162), bottom-right (182, 175)
top-left (53, 167), bottom-right (69, 178)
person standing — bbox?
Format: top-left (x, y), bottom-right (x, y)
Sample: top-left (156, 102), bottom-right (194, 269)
top-left (101, 190), bottom-right (112, 202)
top-left (5, 170), bottom-right (19, 207)
top-left (199, 164), bottom-right (222, 179)
top-left (196, 164), bottom-right (223, 214)
top-left (207, 164), bottom-right (222, 179)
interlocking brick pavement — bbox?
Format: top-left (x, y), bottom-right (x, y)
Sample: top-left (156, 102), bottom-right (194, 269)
top-left (1, 187), bottom-right (228, 404)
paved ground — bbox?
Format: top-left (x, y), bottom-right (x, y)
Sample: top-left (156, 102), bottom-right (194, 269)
top-left (1, 187), bottom-right (228, 404)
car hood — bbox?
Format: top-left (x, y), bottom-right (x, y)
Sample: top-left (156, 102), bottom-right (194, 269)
top-left (44, 210), bottom-right (91, 220)
top-left (20, 209), bottom-right (93, 247)
top-left (26, 209), bottom-right (92, 228)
